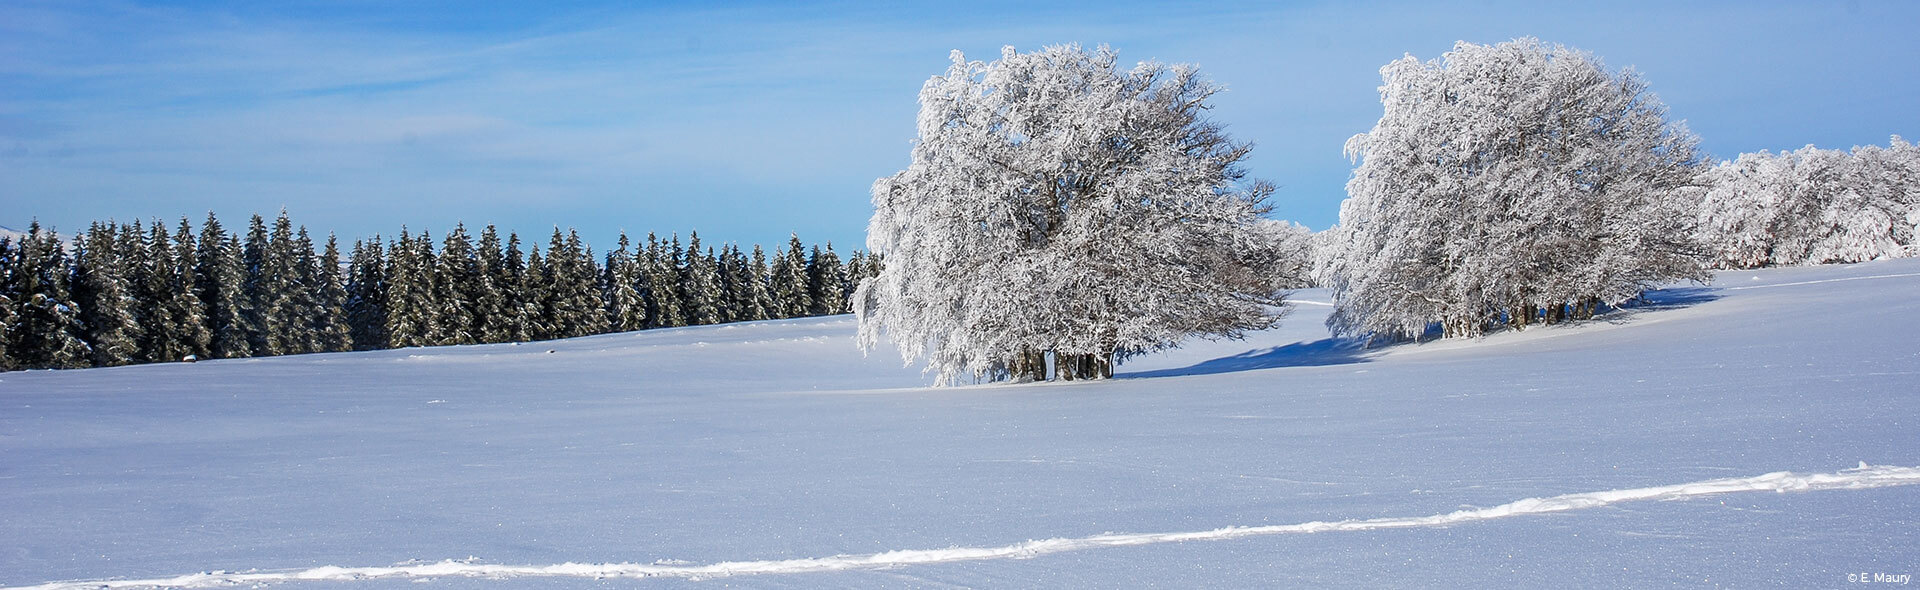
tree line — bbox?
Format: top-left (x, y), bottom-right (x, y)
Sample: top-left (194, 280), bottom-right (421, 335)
top-left (0, 211), bottom-right (879, 371)
top-left (859, 41), bottom-right (1920, 384)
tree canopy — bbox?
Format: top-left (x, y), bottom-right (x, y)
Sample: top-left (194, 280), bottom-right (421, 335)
top-left (856, 45), bottom-right (1291, 385)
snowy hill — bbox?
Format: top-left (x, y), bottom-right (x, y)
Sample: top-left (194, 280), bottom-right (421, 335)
top-left (0, 225), bottom-right (26, 243)
top-left (3, 259), bottom-right (1918, 588)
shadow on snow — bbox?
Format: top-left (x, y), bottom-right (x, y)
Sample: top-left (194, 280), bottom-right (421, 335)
top-left (1118, 285), bottom-right (1722, 380)
top-left (1119, 337), bottom-right (1369, 379)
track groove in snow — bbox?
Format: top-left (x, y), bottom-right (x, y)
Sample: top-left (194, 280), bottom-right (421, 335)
top-left (1722, 271), bottom-right (1920, 290)
top-left (12, 464), bottom-right (1918, 589)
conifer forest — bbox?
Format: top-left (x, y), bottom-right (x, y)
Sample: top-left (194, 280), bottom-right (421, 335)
top-left (0, 211), bottom-right (879, 371)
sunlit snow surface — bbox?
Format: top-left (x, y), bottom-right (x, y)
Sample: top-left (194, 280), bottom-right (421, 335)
top-left (4, 260), bottom-right (1918, 588)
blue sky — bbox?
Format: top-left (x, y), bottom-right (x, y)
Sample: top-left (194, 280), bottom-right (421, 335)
top-left (3, 0), bottom-right (1916, 252)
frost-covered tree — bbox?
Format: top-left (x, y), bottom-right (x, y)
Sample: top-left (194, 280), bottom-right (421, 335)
top-left (1697, 137), bottom-right (1920, 268)
top-left (856, 45), bottom-right (1291, 385)
top-left (1259, 220), bottom-right (1317, 289)
top-left (1322, 38), bottom-right (1708, 340)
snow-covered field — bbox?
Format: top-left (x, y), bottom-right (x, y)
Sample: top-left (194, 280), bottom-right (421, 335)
top-left (4, 260), bottom-right (1918, 588)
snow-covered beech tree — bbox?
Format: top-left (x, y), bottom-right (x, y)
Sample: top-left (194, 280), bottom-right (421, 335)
top-left (1697, 137), bottom-right (1920, 268)
top-left (1261, 220), bottom-right (1318, 289)
top-left (1323, 38), bottom-right (1708, 341)
top-left (856, 44), bottom-right (1291, 385)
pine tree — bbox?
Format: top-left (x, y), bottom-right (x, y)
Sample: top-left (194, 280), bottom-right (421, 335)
top-left (3, 222), bottom-right (92, 369)
top-left (260, 213), bottom-right (308, 356)
top-left (642, 233), bottom-right (685, 328)
top-left (197, 213), bottom-right (252, 359)
top-left (679, 232), bottom-right (722, 326)
top-left (71, 223), bottom-right (141, 366)
top-left (313, 234), bottom-right (352, 352)
top-left (544, 228), bottom-right (607, 338)
top-left (715, 244), bottom-right (750, 323)
top-left (745, 244), bottom-right (775, 322)
top-left (473, 225), bottom-right (514, 343)
top-left (806, 243), bottom-right (847, 315)
top-left (137, 220), bottom-right (195, 362)
top-left (170, 218), bottom-right (213, 359)
top-left (116, 221), bottom-right (153, 362)
top-left (240, 214), bottom-right (271, 355)
top-left (520, 245), bottom-right (555, 341)
top-left (505, 232), bottom-right (538, 342)
top-left (345, 237), bottom-right (389, 350)
top-left (770, 234), bottom-right (812, 319)
top-left (0, 237), bottom-right (13, 371)
top-left (606, 232), bottom-right (648, 332)
top-left (433, 224), bottom-right (479, 345)
top-left (383, 229), bottom-right (433, 348)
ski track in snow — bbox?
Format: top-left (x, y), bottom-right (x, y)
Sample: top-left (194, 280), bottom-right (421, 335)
top-left (1722, 271), bottom-right (1920, 290)
top-left (11, 464), bottom-right (1918, 589)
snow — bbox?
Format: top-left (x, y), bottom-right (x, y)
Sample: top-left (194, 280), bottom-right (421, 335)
top-left (3, 259), bottom-right (1919, 588)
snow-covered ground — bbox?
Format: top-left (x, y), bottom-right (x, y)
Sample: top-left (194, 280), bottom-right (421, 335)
top-left (3, 260), bottom-right (1918, 588)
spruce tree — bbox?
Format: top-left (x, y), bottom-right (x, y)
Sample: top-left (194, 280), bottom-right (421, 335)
top-left (313, 234), bottom-right (352, 353)
top-left (715, 244), bottom-right (747, 323)
top-left (345, 238), bottom-right (389, 350)
top-left (197, 213), bottom-right (252, 359)
top-left (546, 228), bottom-right (607, 338)
top-left (259, 214), bottom-right (306, 356)
top-left (383, 229), bottom-right (432, 348)
top-left (137, 221), bottom-right (194, 362)
top-left (115, 221), bottom-right (152, 361)
top-left (745, 245), bottom-right (775, 322)
top-left (520, 245), bottom-right (554, 341)
top-left (679, 232), bottom-right (722, 326)
top-left (433, 224), bottom-right (479, 345)
top-left (71, 223), bottom-right (141, 366)
top-left (240, 214), bottom-right (271, 355)
top-left (474, 225), bottom-right (513, 343)
top-left (170, 218), bottom-right (213, 359)
top-left (4, 222), bottom-right (91, 369)
top-left (0, 237), bottom-right (13, 371)
top-left (505, 232), bottom-right (537, 342)
top-left (607, 232), bottom-right (648, 332)
top-left (770, 234), bottom-right (812, 318)
top-left (641, 233), bottom-right (685, 328)
top-left (806, 242), bottom-right (847, 315)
